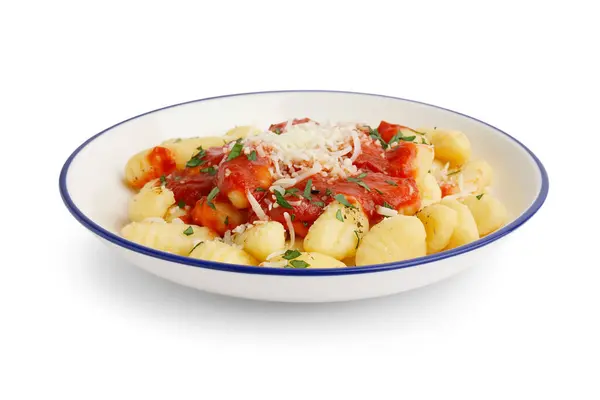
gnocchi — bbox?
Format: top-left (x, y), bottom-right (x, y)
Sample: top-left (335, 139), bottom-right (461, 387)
top-left (121, 118), bottom-right (508, 268)
top-left (121, 221), bottom-right (216, 255)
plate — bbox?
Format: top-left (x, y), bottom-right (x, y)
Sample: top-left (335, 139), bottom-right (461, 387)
top-left (59, 90), bottom-right (549, 302)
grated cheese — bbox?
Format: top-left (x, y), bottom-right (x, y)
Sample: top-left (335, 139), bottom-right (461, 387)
top-left (283, 211), bottom-right (295, 249)
top-left (376, 206), bottom-right (399, 217)
top-left (246, 191), bottom-right (267, 220)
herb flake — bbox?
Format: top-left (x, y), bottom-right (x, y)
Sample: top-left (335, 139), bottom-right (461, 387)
top-left (226, 139), bottom-right (243, 161)
top-left (207, 187), bottom-right (220, 210)
top-left (336, 209), bottom-right (344, 222)
top-left (247, 150), bottom-right (257, 161)
top-left (200, 166), bottom-right (217, 175)
top-left (354, 230), bottom-right (361, 249)
top-left (282, 249), bottom-right (301, 260)
top-left (289, 259), bottom-right (310, 269)
top-left (274, 190), bottom-right (293, 209)
top-left (183, 226), bottom-right (194, 236)
top-left (177, 200), bottom-right (186, 209)
top-left (303, 179), bottom-right (313, 200)
top-left (476, 193), bottom-right (484, 200)
top-left (334, 194), bottom-right (355, 208)
top-left (385, 180), bottom-right (398, 186)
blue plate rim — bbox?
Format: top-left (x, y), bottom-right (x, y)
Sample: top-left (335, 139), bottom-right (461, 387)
top-left (59, 90), bottom-right (549, 276)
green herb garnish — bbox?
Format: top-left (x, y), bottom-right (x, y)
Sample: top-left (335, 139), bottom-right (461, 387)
top-left (207, 187), bottom-right (220, 210)
top-left (285, 188), bottom-right (300, 196)
top-left (274, 127), bottom-right (282, 135)
top-left (289, 260), bottom-right (310, 269)
top-left (160, 175), bottom-right (167, 185)
top-left (312, 201), bottom-right (325, 207)
top-left (303, 179), bottom-right (313, 200)
top-left (369, 128), bottom-right (388, 149)
top-left (226, 139), bottom-right (243, 161)
top-left (382, 201), bottom-right (394, 209)
top-left (334, 194), bottom-right (355, 208)
top-left (354, 230), bottom-right (361, 249)
top-left (282, 249), bottom-right (301, 260)
top-left (186, 157), bottom-right (205, 168)
top-left (385, 180), bottom-right (398, 186)
top-left (247, 150), bottom-right (257, 161)
top-left (325, 188), bottom-right (333, 196)
top-left (447, 170), bottom-right (461, 176)
top-left (348, 177), bottom-right (371, 192)
top-left (183, 226), bottom-right (194, 236)
top-left (274, 190), bottom-right (293, 209)
top-left (421, 137), bottom-right (427, 144)
top-left (302, 221), bottom-right (309, 227)
top-left (290, 214), bottom-right (296, 221)
top-left (255, 187), bottom-right (266, 192)
top-left (177, 200), bottom-right (186, 209)
top-left (336, 209), bottom-right (344, 222)
top-left (200, 166), bottom-right (217, 175)
top-left (476, 193), bottom-right (484, 200)
top-left (357, 172), bottom-right (367, 179)
top-left (374, 188), bottom-right (384, 195)
top-left (224, 216), bottom-right (229, 226)
top-left (189, 241), bottom-right (203, 254)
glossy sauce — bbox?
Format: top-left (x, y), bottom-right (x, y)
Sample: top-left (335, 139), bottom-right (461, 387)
top-left (134, 146), bottom-right (177, 189)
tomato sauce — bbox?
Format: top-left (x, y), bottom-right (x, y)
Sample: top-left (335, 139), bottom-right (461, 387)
top-left (133, 146), bottom-right (177, 189)
top-left (217, 155), bottom-right (273, 203)
top-left (386, 142), bottom-right (417, 178)
top-left (166, 170), bottom-right (216, 207)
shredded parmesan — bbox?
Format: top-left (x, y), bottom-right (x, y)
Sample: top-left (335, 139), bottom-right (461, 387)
top-left (283, 211), bottom-right (295, 249)
top-left (171, 218), bottom-right (184, 224)
top-left (376, 206), bottom-right (399, 217)
top-left (247, 191), bottom-right (267, 221)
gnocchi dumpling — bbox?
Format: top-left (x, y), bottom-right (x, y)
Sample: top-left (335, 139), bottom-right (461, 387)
top-left (233, 221), bottom-right (286, 262)
top-left (460, 160), bottom-right (493, 191)
top-left (420, 128), bottom-right (471, 166)
top-left (355, 215), bottom-right (426, 266)
top-left (304, 201), bottom-right (369, 260)
top-left (189, 240), bottom-right (258, 266)
top-left (128, 179), bottom-right (176, 222)
top-left (417, 204), bottom-right (458, 254)
top-left (161, 137), bottom-right (227, 169)
top-left (262, 252), bottom-right (346, 269)
top-left (418, 173), bottom-right (442, 208)
top-left (414, 144), bottom-right (435, 183)
top-left (121, 221), bottom-right (216, 255)
top-left (439, 198), bottom-right (479, 249)
top-left (223, 125), bottom-right (262, 141)
top-left (124, 146), bottom-right (176, 189)
top-left (164, 204), bottom-right (188, 222)
top-left (462, 194), bottom-right (508, 236)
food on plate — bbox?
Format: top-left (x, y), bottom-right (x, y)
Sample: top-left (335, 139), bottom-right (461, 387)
top-left (120, 118), bottom-right (507, 268)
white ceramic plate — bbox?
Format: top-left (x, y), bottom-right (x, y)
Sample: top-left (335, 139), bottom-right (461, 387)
top-left (59, 90), bottom-right (549, 302)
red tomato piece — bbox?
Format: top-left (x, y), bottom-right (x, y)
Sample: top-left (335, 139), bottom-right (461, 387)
top-left (386, 142), bottom-right (417, 178)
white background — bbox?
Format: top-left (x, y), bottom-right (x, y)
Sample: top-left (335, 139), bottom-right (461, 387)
top-left (2, 1), bottom-right (599, 399)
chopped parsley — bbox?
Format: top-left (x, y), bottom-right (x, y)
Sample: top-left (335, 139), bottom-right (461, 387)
top-left (224, 216), bottom-right (229, 226)
top-left (186, 157), bottom-right (205, 168)
top-left (302, 221), bottom-right (309, 227)
top-left (183, 226), bottom-right (194, 236)
top-left (354, 230), bottom-right (361, 249)
top-left (189, 241), bottom-right (203, 253)
top-left (385, 180), bottom-right (398, 186)
top-left (285, 188), bottom-right (300, 196)
top-left (325, 188), bottom-right (333, 196)
top-left (255, 187), bottom-right (266, 192)
top-left (476, 193), bottom-right (484, 200)
top-left (402, 135), bottom-right (416, 142)
top-left (382, 201), bottom-right (394, 209)
top-left (336, 209), bottom-right (344, 222)
top-left (421, 137), bottom-right (427, 144)
top-left (177, 200), bottom-right (186, 209)
top-left (389, 132), bottom-right (416, 145)
top-left (206, 187), bottom-right (220, 210)
top-left (374, 188), bottom-right (384, 195)
top-left (200, 166), bottom-right (217, 175)
top-left (312, 201), bottom-right (325, 207)
top-left (282, 249), bottom-right (301, 260)
top-left (369, 128), bottom-right (388, 149)
top-left (290, 214), bottom-right (296, 221)
top-left (274, 127), bottom-right (282, 135)
top-left (186, 147), bottom-right (207, 168)
top-left (274, 190), bottom-right (293, 209)
top-left (447, 170), bottom-right (461, 176)
top-left (357, 172), bottom-right (367, 179)
top-left (226, 139), bottom-right (243, 161)
top-left (303, 179), bottom-right (313, 200)
top-left (348, 177), bottom-right (371, 192)
top-left (334, 194), bottom-right (355, 208)
top-left (289, 259), bottom-right (310, 269)
top-left (160, 175), bottom-right (167, 185)
top-left (247, 150), bottom-right (257, 161)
